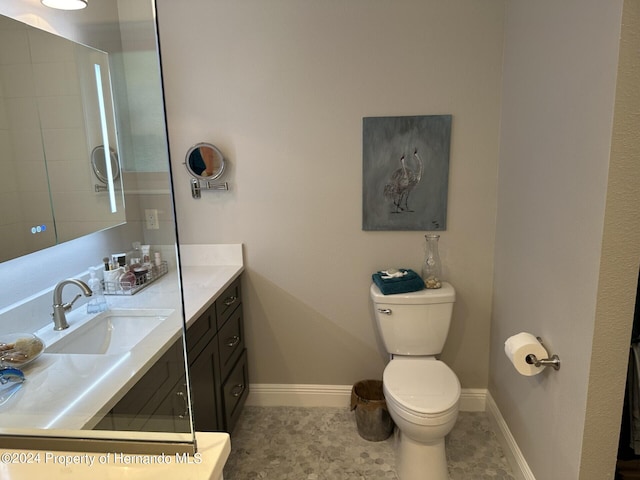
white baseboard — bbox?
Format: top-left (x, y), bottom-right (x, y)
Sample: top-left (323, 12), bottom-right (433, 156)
top-left (245, 384), bottom-right (486, 411)
top-left (485, 392), bottom-right (535, 480)
top-left (246, 384), bottom-right (352, 407)
top-left (458, 388), bottom-right (486, 412)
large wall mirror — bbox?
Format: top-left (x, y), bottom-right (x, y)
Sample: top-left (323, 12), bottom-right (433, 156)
top-left (0, 14), bottom-right (125, 263)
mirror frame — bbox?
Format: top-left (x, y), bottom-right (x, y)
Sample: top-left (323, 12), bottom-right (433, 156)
top-left (185, 142), bottom-right (226, 180)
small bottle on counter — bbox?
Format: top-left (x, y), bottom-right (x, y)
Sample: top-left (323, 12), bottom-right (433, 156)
top-left (141, 245), bottom-right (151, 265)
top-left (87, 267), bottom-right (108, 313)
top-left (119, 267), bottom-right (137, 292)
top-left (129, 241), bottom-right (142, 265)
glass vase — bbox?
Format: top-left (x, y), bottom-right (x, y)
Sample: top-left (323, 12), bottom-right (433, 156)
top-left (422, 234), bottom-right (442, 289)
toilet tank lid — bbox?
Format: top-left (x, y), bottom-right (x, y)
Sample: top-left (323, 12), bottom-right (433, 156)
top-left (370, 282), bottom-right (455, 305)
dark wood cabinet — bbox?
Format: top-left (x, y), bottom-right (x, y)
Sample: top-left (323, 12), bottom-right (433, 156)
top-left (188, 326), bottom-right (222, 430)
top-left (187, 276), bottom-right (248, 432)
top-left (94, 339), bottom-right (190, 433)
top-left (95, 275), bottom-right (248, 434)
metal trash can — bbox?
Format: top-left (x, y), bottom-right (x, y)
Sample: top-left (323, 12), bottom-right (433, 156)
top-left (350, 379), bottom-right (394, 441)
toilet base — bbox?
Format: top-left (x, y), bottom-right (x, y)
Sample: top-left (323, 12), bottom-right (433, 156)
top-left (395, 429), bottom-right (449, 480)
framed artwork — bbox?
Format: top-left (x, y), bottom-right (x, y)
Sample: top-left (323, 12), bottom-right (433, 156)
top-left (362, 115), bottom-right (451, 231)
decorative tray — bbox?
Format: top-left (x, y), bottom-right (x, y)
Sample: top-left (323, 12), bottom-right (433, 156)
top-left (103, 261), bottom-right (168, 296)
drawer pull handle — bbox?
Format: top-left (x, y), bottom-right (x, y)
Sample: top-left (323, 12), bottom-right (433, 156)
top-left (223, 295), bottom-right (238, 306)
top-left (231, 383), bottom-right (244, 397)
top-left (226, 335), bottom-right (241, 348)
top-left (176, 389), bottom-right (189, 419)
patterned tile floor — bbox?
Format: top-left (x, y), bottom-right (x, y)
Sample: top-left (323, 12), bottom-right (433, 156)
top-left (223, 406), bottom-right (515, 479)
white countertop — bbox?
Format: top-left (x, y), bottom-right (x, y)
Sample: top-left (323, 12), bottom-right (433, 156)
top-left (181, 265), bottom-right (243, 323)
top-left (0, 271), bottom-right (185, 432)
top-left (180, 243), bottom-right (245, 324)
top-left (0, 431), bottom-right (230, 480)
top-left (0, 243), bottom-right (244, 479)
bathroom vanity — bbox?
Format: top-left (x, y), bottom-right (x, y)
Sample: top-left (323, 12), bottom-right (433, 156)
top-left (1, 244), bottom-right (244, 479)
top-left (0, 245), bottom-right (245, 433)
top-left (91, 244), bottom-right (246, 433)
top-left (94, 273), bottom-right (248, 434)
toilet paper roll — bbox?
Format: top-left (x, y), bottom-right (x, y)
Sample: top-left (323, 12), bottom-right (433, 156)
top-left (504, 332), bottom-right (548, 376)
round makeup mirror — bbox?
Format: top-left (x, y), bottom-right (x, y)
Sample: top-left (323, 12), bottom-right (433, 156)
top-left (185, 143), bottom-right (225, 180)
top-left (91, 145), bottom-right (120, 184)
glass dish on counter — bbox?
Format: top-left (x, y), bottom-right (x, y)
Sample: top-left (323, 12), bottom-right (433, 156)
top-left (0, 333), bottom-right (44, 367)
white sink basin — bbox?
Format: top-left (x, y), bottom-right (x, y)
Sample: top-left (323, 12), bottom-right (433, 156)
top-left (45, 309), bottom-right (170, 355)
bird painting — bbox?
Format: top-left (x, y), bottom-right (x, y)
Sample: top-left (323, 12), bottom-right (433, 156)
top-left (384, 148), bottom-right (424, 213)
top-left (362, 114), bottom-right (451, 231)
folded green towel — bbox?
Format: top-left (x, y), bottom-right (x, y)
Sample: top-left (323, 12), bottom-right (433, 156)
top-left (372, 269), bottom-right (425, 295)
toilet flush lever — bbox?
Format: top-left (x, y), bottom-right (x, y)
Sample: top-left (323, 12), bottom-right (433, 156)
top-left (377, 308), bottom-right (392, 315)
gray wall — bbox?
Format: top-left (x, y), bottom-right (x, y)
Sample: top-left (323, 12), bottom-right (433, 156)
top-left (157, 0), bottom-right (506, 387)
top-left (489, 1), bottom-right (635, 479)
top-left (159, 0), bottom-right (639, 477)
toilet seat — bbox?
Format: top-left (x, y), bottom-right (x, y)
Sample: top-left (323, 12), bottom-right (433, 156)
top-left (383, 357), bottom-right (460, 422)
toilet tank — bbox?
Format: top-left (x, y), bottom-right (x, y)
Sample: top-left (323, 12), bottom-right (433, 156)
top-left (370, 282), bottom-right (455, 356)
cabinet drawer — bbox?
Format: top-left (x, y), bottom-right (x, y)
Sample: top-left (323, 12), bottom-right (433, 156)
top-left (222, 349), bottom-right (249, 433)
top-left (186, 302), bottom-right (216, 358)
top-left (218, 305), bottom-right (244, 381)
top-left (108, 340), bottom-right (184, 431)
top-left (215, 278), bottom-right (241, 329)
top-left (140, 379), bottom-right (191, 433)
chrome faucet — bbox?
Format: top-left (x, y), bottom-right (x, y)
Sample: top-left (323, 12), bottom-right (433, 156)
top-left (52, 279), bottom-right (93, 331)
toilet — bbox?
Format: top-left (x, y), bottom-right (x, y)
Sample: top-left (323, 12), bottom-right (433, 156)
top-left (370, 282), bottom-right (460, 480)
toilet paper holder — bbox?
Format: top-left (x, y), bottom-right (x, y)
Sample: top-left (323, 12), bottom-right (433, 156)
top-left (525, 337), bottom-right (561, 371)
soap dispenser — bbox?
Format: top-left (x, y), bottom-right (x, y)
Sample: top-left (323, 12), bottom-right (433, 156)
top-left (87, 267), bottom-right (108, 314)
